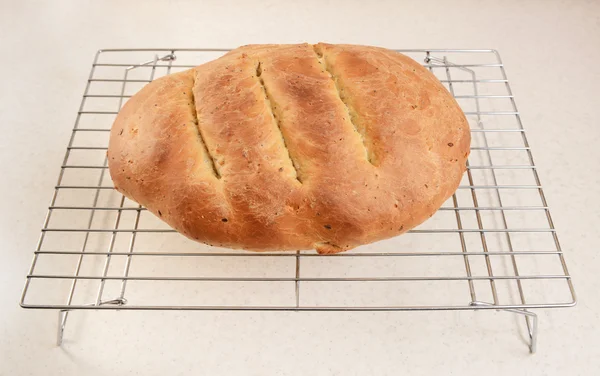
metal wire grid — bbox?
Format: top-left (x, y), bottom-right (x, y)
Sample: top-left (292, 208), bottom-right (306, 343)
top-left (21, 49), bottom-right (576, 325)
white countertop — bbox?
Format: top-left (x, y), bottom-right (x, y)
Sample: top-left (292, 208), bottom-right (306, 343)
top-left (1, 0), bottom-right (599, 374)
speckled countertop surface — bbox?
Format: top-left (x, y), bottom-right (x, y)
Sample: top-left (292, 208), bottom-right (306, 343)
top-left (1, 0), bottom-right (599, 375)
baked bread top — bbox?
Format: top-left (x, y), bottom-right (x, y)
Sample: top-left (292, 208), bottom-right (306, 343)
top-left (108, 43), bottom-right (470, 254)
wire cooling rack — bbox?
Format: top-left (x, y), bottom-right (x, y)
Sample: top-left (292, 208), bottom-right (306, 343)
top-left (20, 48), bottom-right (576, 352)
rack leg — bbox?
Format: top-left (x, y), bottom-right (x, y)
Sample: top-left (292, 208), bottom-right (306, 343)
top-left (514, 308), bottom-right (538, 353)
top-left (57, 309), bottom-right (69, 346)
top-left (470, 301), bottom-right (538, 353)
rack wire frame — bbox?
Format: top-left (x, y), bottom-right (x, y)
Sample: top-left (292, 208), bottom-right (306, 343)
top-left (20, 48), bottom-right (576, 352)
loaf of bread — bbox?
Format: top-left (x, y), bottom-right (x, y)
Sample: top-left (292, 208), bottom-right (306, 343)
top-left (108, 43), bottom-right (470, 254)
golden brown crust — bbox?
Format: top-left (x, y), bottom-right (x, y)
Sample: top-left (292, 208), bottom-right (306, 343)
top-left (108, 43), bottom-right (470, 252)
